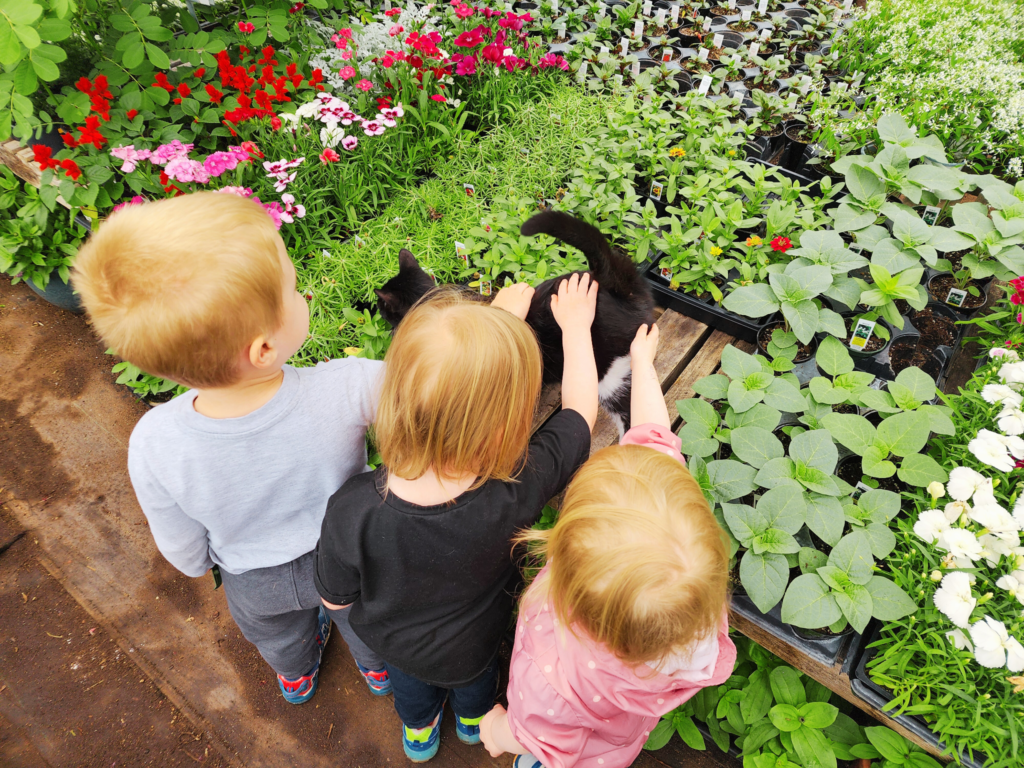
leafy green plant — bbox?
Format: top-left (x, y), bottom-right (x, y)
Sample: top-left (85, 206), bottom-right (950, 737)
top-left (693, 345), bottom-right (806, 416)
top-left (856, 264), bottom-right (927, 329)
top-left (949, 201), bottom-right (1024, 282)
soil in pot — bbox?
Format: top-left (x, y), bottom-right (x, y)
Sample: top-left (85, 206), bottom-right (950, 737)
top-left (645, 23), bottom-right (669, 36)
top-left (890, 339), bottom-right (942, 378)
top-left (729, 561), bottom-right (747, 595)
top-left (754, 123), bottom-right (784, 139)
top-left (651, 46), bottom-right (681, 63)
top-left (693, 276), bottom-right (726, 302)
top-left (837, 455), bottom-right (905, 494)
top-left (550, 34), bottom-right (572, 44)
top-left (744, 77), bottom-right (778, 93)
top-left (909, 308), bottom-right (957, 350)
top-left (832, 403), bottom-right (857, 414)
top-left (684, 58), bottom-right (714, 72)
top-left (708, 5), bottom-right (731, 15)
top-left (758, 321), bottom-right (814, 362)
top-left (942, 249), bottom-right (968, 272)
top-left (839, 318), bottom-right (886, 353)
top-left (727, 20), bottom-right (757, 32)
top-left (928, 274), bottom-right (987, 310)
top-left (705, 45), bottom-right (730, 61)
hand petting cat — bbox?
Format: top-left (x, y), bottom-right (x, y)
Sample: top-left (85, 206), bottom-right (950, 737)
top-left (629, 323), bottom-right (670, 429)
top-left (490, 282), bottom-right (535, 320)
top-left (551, 273), bottom-right (599, 431)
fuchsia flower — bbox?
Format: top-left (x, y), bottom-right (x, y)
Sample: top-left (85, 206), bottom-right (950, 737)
top-left (279, 193), bottom-right (306, 223)
top-left (258, 199), bottom-right (284, 229)
top-left (454, 54), bottom-right (477, 75)
top-left (203, 151), bottom-right (242, 177)
top-left (340, 49), bottom-right (354, 61)
top-left (429, 94), bottom-right (446, 103)
top-left (339, 66), bottom-right (357, 80)
top-left (238, 21), bottom-right (255, 34)
top-left (110, 145), bottom-right (152, 173)
top-left (454, 28), bottom-right (485, 47)
top-left (164, 156), bottom-right (210, 184)
top-left (331, 28), bottom-right (352, 49)
top-left (384, 7), bottom-right (401, 16)
top-left (455, 3), bottom-right (474, 18)
top-left (498, 11), bottom-right (531, 31)
top-left (388, 24), bottom-right (404, 36)
top-left (356, 79), bottom-right (374, 91)
top-left (537, 53), bottom-right (569, 70)
top-left (341, 134), bottom-right (358, 151)
top-left (362, 119), bottom-right (386, 136)
top-left (150, 140), bottom-right (194, 165)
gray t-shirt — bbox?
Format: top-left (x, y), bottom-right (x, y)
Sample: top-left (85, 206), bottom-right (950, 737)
top-left (127, 358), bottom-right (384, 577)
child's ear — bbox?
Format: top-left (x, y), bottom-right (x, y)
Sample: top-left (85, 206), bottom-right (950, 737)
top-left (398, 248), bottom-right (420, 271)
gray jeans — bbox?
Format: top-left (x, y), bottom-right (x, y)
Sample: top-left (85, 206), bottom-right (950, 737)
top-left (221, 549), bottom-right (384, 679)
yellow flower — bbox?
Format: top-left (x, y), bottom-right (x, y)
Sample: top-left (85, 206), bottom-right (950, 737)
top-left (728, 149), bottom-right (736, 156)
top-left (710, 246), bottom-right (722, 256)
top-left (669, 147), bottom-right (685, 157)
top-left (746, 235), bottom-right (763, 247)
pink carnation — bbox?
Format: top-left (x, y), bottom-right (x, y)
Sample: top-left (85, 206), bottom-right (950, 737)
top-left (110, 145), bottom-right (152, 173)
top-left (356, 79), bottom-right (374, 92)
top-left (339, 66), bottom-right (356, 80)
top-left (341, 134), bottom-right (358, 151)
top-left (203, 151), bottom-right (241, 177)
top-left (164, 156), bottom-right (210, 184)
top-left (216, 186), bottom-right (253, 197)
top-left (111, 195), bottom-right (146, 214)
top-left (362, 119), bottom-right (385, 136)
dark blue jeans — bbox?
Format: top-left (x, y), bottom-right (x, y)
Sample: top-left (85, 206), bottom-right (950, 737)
top-left (387, 656), bottom-right (499, 729)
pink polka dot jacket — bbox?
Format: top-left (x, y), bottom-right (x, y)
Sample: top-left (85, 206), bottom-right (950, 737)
top-left (504, 424), bottom-right (738, 768)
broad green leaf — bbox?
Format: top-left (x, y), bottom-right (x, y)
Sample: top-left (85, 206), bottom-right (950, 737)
top-left (692, 374), bottom-right (730, 400)
top-left (820, 413), bottom-right (875, 455)
top-left (792, 724), bottom-right (838, 768)
top-left (835, 583), bottom-right (873, 633)
top-left (764, 378), bottom-right (805, 413)
top-left (708, 459), bottom-right (758, 501)
top-left (805, 494), bottom-right (845, 546)
top-left (894, 365), bottom-right (937, 402)
top-left (828, 531), bottom-right (874, 585)
top-left (644, 719), bottom-right (675, 750)
top-left (677, 424), bottom-right (719, 458)
top-left (794, 463), bottom-right (842, 496)
top-left (876, 411), bottom-right (930, 456)
top-left (729, 378), bottom-right (765, 413)
top-left (876, 113), bottom-right (916, 146)
top-left (798, 702), bottom-right (838, 730)
top-left (721, 344), bottom-right (764, 380)
top-left (781, 574), bottom-right (843, 629)
top-left (722, 282), bottom-right (781, 318)
top-left (755, 457), bottom-right (799, 490)
top-left (918, 404), bottom-right (955, 436)
top-left (865, 726), bottom-right (912, 762)
top-left (677, 398), bottom-right (720, 435)
top-left (815, 336), bottom-right (855, 376)
top-left (847, 164), bottom-right (885, 205)
top-left (897, 451), bottom-right (949, 487)
top-left (741, 720), bottom-right (780, 755)
top-left (689, 455), bottom-right (715, 507)
top-left (817, 308), bottom-right (847, 339)
top-left (805, 679), bottom-right (833, 705)
top-left (730, 426), bottom-right (784, 469)
top-left (746, 371), bottom-right (774, 391)
top-left (727, 403), bottom-right (782, 431)
top-left (724, 502), bottom-right (766, 545)
top-left (799, 547), bottom-right (828, 574)
top-left (756, 486), bottom-right (806, 534)
top-left (825, 713), bottom-right (865, 747)
top-left (753, 529), bottom-right (801, 555)
top-left (789, 429), bottom-right (839, 473)
top-left (781, 299), bottom-right (819, 345)
top-left (865, 575), bottom-right (918, 622)
top-left (858, 489), bottom-right (900, 523)
top-left (740, 669), bottom-right (772, 725)
top-left (864, 522), bottom-right (897, 559)
top-left (862, 445), bottom-right (897, 478)
top-left (769, 703), bottom-right (803, 733)
top-left (675, 715), bottom-right (705, 750)
top-left (740, 550), bottom-right (790, 614)
top-left (769, 667), bottom-right (807, 707)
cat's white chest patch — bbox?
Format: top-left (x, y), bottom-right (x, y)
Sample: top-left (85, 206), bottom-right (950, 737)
top-left (598, 355), bottom-right (631, 404)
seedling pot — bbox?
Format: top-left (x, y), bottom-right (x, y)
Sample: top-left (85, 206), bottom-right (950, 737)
top-left (26, 272), bottom-right (85, 314)
top-left (925, 272), bottom-right (989, 317)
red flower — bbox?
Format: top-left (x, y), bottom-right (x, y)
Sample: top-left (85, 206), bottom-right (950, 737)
top-left (62, 133), bottom-right (78, 148)
top-left (770, 236), bottom-right (792, 252)
top-left (289, 2), bottom-right (305, 12)
top-left (194, 67), bottom-right (206, 79)
top-left (259, 46), bottom-right (277, 65)
top-left (1012, 292), bottom-right (1024, 306)
top-left (205, 84), bottom-right (224, 103)
top-left (77, 115), bottom-right (107, 149)
top-left (320, 148), bottom-right (340, 163)
top-left (384, 7), bottom-right (401, 16)
top-left (60, 159), bottom-right (81, 181)
top-left (454, 28), bottom-right (485, 47)
top-left (430, 94), bottom-right (446, 102)
top-left (240, 141), bottom-right (263, 159)
top-left (254, 89), bottom-right (273, 110)
top-left (32, 145), bottom-right (60, 171)
top-left (238, 21), bottom-right (255, 33)
top-left (153, 73), bottom-right (174, 92)
top-left (126, 109), bottom-right (138, 120)
top-left (309, 69), bottom-right (324, 88)
top-left (271, 116), bottom-right (282, 130)
top-left (177, 82), bottom-right (191, 98)
top-left (1011, 276), bottom-right (1024, 293)
top-left (376, 96), bottom-right (393, 109)
top-left (455, 3), bottom-right (474, 18)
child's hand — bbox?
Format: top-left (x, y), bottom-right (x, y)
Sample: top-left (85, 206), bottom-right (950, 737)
top-left (550, 272), bottom-right (598, 335)
top-left (491, 283), bottom-right (535, 321)
top-left (479, 704), bottom-right (508, 758)
top-left (630, 323), bottom-right (660, 371)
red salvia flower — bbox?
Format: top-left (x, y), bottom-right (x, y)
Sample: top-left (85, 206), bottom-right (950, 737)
top-left (62, 133), bottom-right (78, 148)
top-left (126, 109), bottom-right (138, 120)
top-left (77, 116), bottom-right (107, 149)
top-left (194, 67), bottom-right (206, 79)
top-left (60, 159), bottom-right (82, 181)
top-left (177, 82), bottom-right (191, 98)
top-left (32, 145), bottom-right (60, 171)
top-left (205, 84), bottom-right (224, 103)
top-left (153, 73), bottom-right (174, 92)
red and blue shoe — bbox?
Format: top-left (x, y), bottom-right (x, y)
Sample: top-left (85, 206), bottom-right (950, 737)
top-left (277, 606), bottom-right (332, 705)
top-left (403, 706), bottom-right (443, 763)
top-left (356, 662), bottom-right (393, 696)
top-left (454, 713), bottom-right (484, 745)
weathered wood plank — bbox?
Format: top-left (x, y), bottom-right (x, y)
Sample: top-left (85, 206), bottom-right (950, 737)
top-left (0, 140), bottom-right (41, 187)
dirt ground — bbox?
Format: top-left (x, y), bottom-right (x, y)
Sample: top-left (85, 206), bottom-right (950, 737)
top-left (0, 276), bottom-right (737, 768)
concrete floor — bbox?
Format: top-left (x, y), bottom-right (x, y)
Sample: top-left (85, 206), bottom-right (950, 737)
top-left (0, 276), bottom-right (737, 768)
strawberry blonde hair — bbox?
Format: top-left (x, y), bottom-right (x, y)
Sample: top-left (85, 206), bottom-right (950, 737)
top-left (517, 445), bottom-right (729, 665)
top-left (73, 192), bottom-right (284, 388)
top-left (375, 286), bottom-right (543, 489)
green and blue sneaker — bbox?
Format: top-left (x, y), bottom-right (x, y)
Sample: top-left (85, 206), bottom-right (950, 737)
top-left (454, 713), bottom-right (484, 745)
top-left (403, 707), bottom-right (443, 763)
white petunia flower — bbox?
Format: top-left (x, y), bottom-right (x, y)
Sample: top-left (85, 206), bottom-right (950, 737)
top-left (999, 362), bottom-right (1024, 386)
top-left (986, 430), bottom-right (1024, 459)
top-left (914, 509), bottom-right (952, 544)
top-left (981, 384), bottom-right (1024, 408)
top-left (968, 433), bottom-right (1015, 472)
top-left (979, 533), bottom-right (1019, 567)
top-left (990, 348), bottom-right (1020, 361)
top-left (969, 616), bottom-right (1016, 669)
top-left (946, 628), bottom-right (973, 651)
top-left (970, 503), bottom-right (1020, 535)
top-left (940, 529), bottom-right (984, 562)
top-left (947, 467), bottom-right (991, 502)
top-left (998, 407), bottom-right (1024, 436)
top-left (933, 572), bottom-right (976, 628)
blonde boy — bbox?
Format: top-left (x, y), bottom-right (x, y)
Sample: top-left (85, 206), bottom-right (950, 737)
top-left (73, 192), bottom-right (391, 703)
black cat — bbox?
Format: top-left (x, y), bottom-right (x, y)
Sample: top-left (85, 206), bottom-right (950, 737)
top-left (374, 211), bottom-right (655, 434)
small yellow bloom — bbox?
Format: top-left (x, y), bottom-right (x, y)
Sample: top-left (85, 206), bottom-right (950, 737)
top-left (710, 246), bottom-right (722, 256)
top-left (728, 149), bottom-right (736, 156)
top-left (669, 147), bottom-right (685, 157)
top-left (746, 235), bottom-right (763, 247)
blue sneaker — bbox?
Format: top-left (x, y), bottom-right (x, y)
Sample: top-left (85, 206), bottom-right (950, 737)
top-left (403, 706), bottom-right (443, 762)
top-left (454, 713), bottom-right (483, 745)
top-left (513, 755), bottom-right (544, 768)
top-left (356, 662), bottom-right (393, 696)
top-left (277, 606), bottom-right (331, 705)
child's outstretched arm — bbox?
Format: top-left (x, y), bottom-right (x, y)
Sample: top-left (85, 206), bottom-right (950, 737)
top-left (551, 272), bottom-right (599, 430)
top-left (629, 323), bottom-right (670, 428)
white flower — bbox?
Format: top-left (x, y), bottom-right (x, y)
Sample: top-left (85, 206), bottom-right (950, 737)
top-left (970, 616), bottom-right (1024, 671)
top-left (981, 384), bottom-right (1024, 408)
top-left (944, 501), bottom-right (971, 524)
top-left (998, 407), bottom-right (1024, 436)
top-left (986, 430), bottom-right (1024, 459)
top-left (990, 348), bottom-right (1020, 361)
top-left (928, 481), bottom-right (946, 501)
top-left (997, 571), bottom-right (1024, 605)
top-left (979, 533), bottom-right (1019, 567)
top-left (940, 529), bottom-right (984, 562)
top-left (968, 433), bottom-right (1015, 472)
top-left (933, 572), bottom-right (976, 628)
top-left (320, 124), bottom-right (345, 148)
top-left (914, 509), bottom-right (952, 544)
top-left (947, 467), bottom-right (991, 502)
top-left (295, 101), bottom-right (321, 119)
top-left (946, 628), bottom-right (973, 652)
top-left (999, 362), bottom-right (1024, 386)
top-left (1015, 496), bottom-right (1024, 529)
top-left (278, 112), bottom-right (301, 126)
top-left (969, 502), bottom-right (1020, 535)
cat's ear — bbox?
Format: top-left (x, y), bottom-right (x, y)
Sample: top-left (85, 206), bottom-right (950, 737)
top-left (374, 288), bottom-right (396, 310)
top-left (398, 248), bottom-right (420, 271)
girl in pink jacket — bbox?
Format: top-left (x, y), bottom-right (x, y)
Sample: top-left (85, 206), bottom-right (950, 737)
top-left (479, 324), bottom-right (736, 768)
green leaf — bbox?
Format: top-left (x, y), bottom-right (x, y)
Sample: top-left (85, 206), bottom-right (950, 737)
top-left (847, 164), bottom-right (885, 204)
top-left (805, 494), bottom-right (845, 546)
top-left (835, 583), bottom-right (873, 633)
top-left (755, 457), bottom-right (799, 490)
top-left (729, 377), bottom-right (765, 413)
top-left (722, 282), bottom-right (780, 318)
top-left (798, 547), bottom-right (828, 574)
top-left (745, 370), bottom-right (775, 391)
top-left (865, 575), bottom-right (918, 622)
top-left (820, 413), bottom-right (875, 455)
top-left (677, 424), bottom-right (719, 458)
top-left (864, 522), bottom-right (897, 559)
top-left (769, 703), bottom-right (803, 733)
top-left (798, 702), bottom-right (838, 729)
top-left (792, 724), bottom-right (838, 768)
top-left (730, 426), bottom-right (784, 469)
top-left (708, 459), bottom-right (758, 502)
top-left (763, 378), bottom-right (805, 413)
top-left (809, 377), bottom-right (847, 406)
top-left (876, 411), bottom-right (930, 457)
top-left (789, 430), bottom-right (838, 473)
top-left (781, 299), bottom-right (819, 346)
top-left (146, 42), bottom-right (170, 70)
top-left (781, 574), bottom-right (843, 629)
top-left (724, 502), bottom-right (767, 545)
top-left (692, 374), bottom-right (730, 400)
top-left (753, 529), bottom-right (801, 555)
top-left (894, 365), bottom-right (937, 402)
top-left (727, 404), bottom-right (782, 431)
top-left (918, 404), bottom-right (955, 436)
top-left (644, 718), bottom-right (675, 750)
top-left (721, 344), bottom-right (763, 380)
top-left (741, 720), bottom-right (780, 755)
top-left (769, 667), bottom-right (807, 707)
top-left (122, 42), bottom-right (145, 69)
top-left (865, 726), bottom-right (912, 762)
top-left (858, 489), bottom-right (900, 523)
top-left (740, 550), bottom-right (790, 613)
top-left (12, 58), bottom-right (36, 94)
top-left (675, 715), bottom-right (705, 750)
top-left (828, 531), bottom-right (874, 585)
top-left (756, 486), bottom-right (806, 534)
top-left (897, 451), bottom-right (949, 487)
top-left (740, 669), bottom-right (773, 725)
top-left (862, 445), bottom-right (897, 478)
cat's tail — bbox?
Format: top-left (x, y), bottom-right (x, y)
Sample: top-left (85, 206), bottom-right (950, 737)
top-left (520, 211), bottom-right (642, 299)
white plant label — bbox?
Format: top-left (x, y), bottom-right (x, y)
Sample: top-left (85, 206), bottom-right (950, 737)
top-left (656, 8), bottom-right (666, 25)
top-left (600, 45), bottom-right (609, 53)
top-left (741, 8), bottom-right (752, 21)
top-left (643, 93), bottom-right (651, 102)
top-left (852, 482), bottom-right (873, 500)
top-left (621, 38), bottom-right (629, 54)
top-left (698, 47), bottom-right (709, 61)
top-left (613, 73), bottom-right (623, 87)
top-left (713, 32), bottom-right (724, 48)
top-left (551, 0), bottom-right (558, 11)
top-left (556, 23), bottom-right (565, 37)
top-left (597, 6), bottom-right (605, 17)
top-left (662, 47), bottom-right (674, 62)
top-left (848, 242), bottom-right (864, 255)
top-left (727, 0), bottom-right (736, 8)
top-left (849, 319), bottom-right (876, 351)
top-left (749, 42), bottom-right (760, 58)
top-left (632, 60), bottom-right (641, 77)
top-left (923, 205), bottom-right (941, 226)
top-left (800, 75), bottom-right (812, 93)
top-left (649, 180), bottom-right (664, 200)
top-left (758, 0), bottom-right (768, 13)
top-left (760, 27), bottom-right (771, 39)
top-left (698, 74), bottom-right (712, 94)
top-left (659, 266), bottom-right (674, 281)
top-left (634, 19), bottom-right (643, 37)
top-left (463, 183), bottom-right (476, 197)
top-left (787, 92), bottom-right (799, 107)
top-left (844, 0), bottom-right (853, 8)
top-left (455, 242), bottom-right (468, 265)
top-left (643, 0), bottom-right (652, 15)
top-left (383, 0), bottom-right (391, 8)
top-left (946, 288), bottom-right (968, 308)
top-left (479, 280), bottom-right (492, 297)
top-left (353, 235), bottom-right (366, 249)
top-left (577, 60), bottom-right (588, 81)
top-left (703, 16), bottom-right (712, 30)
top-left (671, 5), bottom-right (680, 23)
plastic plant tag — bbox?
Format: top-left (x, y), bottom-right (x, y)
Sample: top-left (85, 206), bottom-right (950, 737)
top-left (621, 38), bottom-right (629, 54)
top-left (759, 0), bottom-right (768, 12)
top-left (741, 8), bottom-right (752, 21)
top-left (455, 242), bottom-right (469, 265)
top-left (600, 45), bottom-right (609, 53)
top-left (703, 16), bottom-right (712, 30)
top-left (727, 0), bottom-right (735, 8)
top-left (656, 8), bottom-right (666, 25)
top-left (577, 60), bottom-right (589, 81)
top-left (801, 75), bottom-right (812, 92)
top-left (946, 288), bottom-right (968, 308)
top-left (849, 319), bottom-right (876, 351)
top-left (650, 180), bottom-right (664, 200)
top-left (463, 183), bottom-right (476, 197)
top-left (698, 74), bottom-right (712, 94)
top-left (632, 60), bottom-right (641, 77)
top-left (353, 235), bottom-right (366, 248)
top-left (713, 32), bottom-right (724, 48)
top-left (597, 6), bottom-right (605, 16)
top-left (869, 377), bottom-right (886, 390)
top-left (659, 266), bottom-right (674, 281)
top-left (480, 280), bottom-right (492, 297)
top-left (384, 0), bottom-right (391, 8)
top-left (749, 41), bottom-right (759, 58)
top-left (634, 19), bottom-right (643, 37)
top-left (760, 27), bottom-right (771, 39)
top-left (852, 482), bottom-right (872, 500)
top-left (922, 205), bottom-right (941, 226)
top-left (614, 73), bottom-right (623, 87)
top-left (662, 47), bottom-right (673, 62)
top-left (643, 0), bottom-right (652, 15)
top-left (643, 93), bottom-right (651, 102)
top-left (698, 47), bottom-right (709, 61)
top-left (556, 23), bottom-right (565, 36)
top-left (671, 5), bottom-right (680, 23)
top-left (844, 0), bottom-right (853, 8)
top-left (848, 243), bottom-right (864, 255)
top-left (551, 0), bottom-right (558, 11)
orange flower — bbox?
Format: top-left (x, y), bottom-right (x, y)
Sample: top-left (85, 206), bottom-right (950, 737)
top-left (746, 235), bottom-right (763, 247)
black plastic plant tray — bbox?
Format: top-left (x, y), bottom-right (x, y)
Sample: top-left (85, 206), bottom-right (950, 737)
top-left (643, 258), bottom-right (763, 343)
top-left (851, 624), bottom-right (987, 768)
top-left (730, 592), bottom-right (859, 667)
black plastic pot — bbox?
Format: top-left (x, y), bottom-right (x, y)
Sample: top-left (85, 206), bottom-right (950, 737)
top-left (731, 592), bottom-right (858, 666)
top-left (780, 121), bottom-right (818, 175)
top-left (25, 272), bottom-right (84, 314)
top-left (851, 624), bottom-right (987, 768)
top-left (925, 272), bottom-right (990, 319)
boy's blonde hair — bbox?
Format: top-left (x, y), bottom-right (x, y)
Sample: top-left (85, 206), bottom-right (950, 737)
top-left (73, 192), bottom-right (284, 388)
top-left (518, 445), bottom-right (729, 665)
top-left (375, 287), bottom-right (543, 489)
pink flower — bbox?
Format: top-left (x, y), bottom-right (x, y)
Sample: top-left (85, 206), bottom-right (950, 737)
top-left (379, 105), bottom-right (404, 126)
top-left (203, 151), bottom-right (241, 177)
top-left (341, 134), bottom-right (358, 151)
top-left (362, 119), bottom-right (386, 136)
top-left (150, 140), bottom-right (194, 165)
top-left (339, 66), bottom-right (356, 80)
top-left (454, 54), bottom-right (477, 75)
top-left (110, 144), bottom-right (152, 173)
top-left (388, 24), bottom-right (404, 36)
top-left (356, 79), bottom-right (373, 92)
top-left (430, 94), bottom-right (446, 103)
top-left (455, 3), bottom-right (474, 18)
top-left (320, 148), bottom-right (340, 163)
top-left (164, 156), bottom-right (210, 184)
top-left (217, 186), bottom-right (253, 197)
top-left (257, 199), bottom-right (283, 229)
top-left (238, 21), bottom-right (255, 34)
top-left (110, 195), bottom-right (146, 214)
top-left (454, 28), bottom-right (485, 47)
top-left (331, 28), bottom-right (352, 49)
top-left (340, 49), bottom-right (354, 60)
top-left (280, 193), bottom-right (306, 223)
top-left (537, 53), bottom-right (569, 71)
top-left (272, 172), bottom-right (297, 192)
